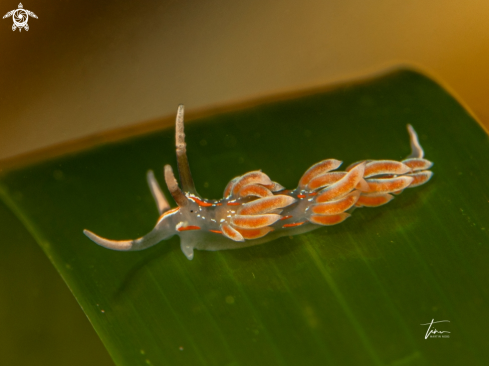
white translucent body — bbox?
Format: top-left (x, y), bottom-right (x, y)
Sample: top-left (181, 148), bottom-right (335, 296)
top-left (84, 106), bottom-right (432, 260)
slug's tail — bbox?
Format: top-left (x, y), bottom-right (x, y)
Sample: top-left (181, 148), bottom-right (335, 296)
top-left (304, 125), bottom-right (433, 224)
top-left (355, 124), bottom-right (433, 205)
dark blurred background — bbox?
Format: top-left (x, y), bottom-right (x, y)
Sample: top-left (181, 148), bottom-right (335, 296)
top-left (1, 0), bottom-right (488, 365)
top-left (1, 0), bottom-right (489, 161)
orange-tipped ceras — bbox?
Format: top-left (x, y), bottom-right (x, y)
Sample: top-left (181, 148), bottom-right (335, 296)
top-left (84, 106), bottom-right (433, 260)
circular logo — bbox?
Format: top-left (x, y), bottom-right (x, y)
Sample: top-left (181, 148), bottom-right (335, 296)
top-left (12, 9), bottom-right (28, 28)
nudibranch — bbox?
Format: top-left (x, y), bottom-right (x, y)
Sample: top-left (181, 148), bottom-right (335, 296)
top-left (84, 105), bottom-right (433, 260)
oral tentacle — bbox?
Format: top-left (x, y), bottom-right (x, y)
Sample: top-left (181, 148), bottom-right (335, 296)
top-left (83, 224), bottom-right (172, 251)
top-left (146, 170), bottom-right (171, 214)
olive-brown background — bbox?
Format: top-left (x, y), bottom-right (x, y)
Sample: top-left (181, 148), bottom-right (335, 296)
top-left (1, 0), bottom-right (489, 161)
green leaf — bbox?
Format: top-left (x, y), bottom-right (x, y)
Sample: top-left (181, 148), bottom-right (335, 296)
top-left (1, 70), bottom-right (488, 366)
top-left (0, 201), bottom-right (114, 365)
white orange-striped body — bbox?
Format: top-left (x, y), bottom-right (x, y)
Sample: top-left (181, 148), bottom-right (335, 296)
top-left (84, 106), bottom-right (433, 260)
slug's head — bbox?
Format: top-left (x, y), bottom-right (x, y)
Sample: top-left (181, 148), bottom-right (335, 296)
top-left (161, 163), bottom-right (208, 228)
top-left (84, 104), bottom-right (205, 255)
